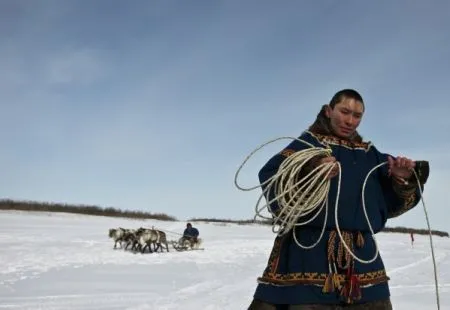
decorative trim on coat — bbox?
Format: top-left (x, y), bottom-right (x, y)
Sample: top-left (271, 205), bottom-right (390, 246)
top-left (280, 149), bottom-right (296, 157)
top-left (388, 190), bottom-right (417, 219)
top-left (306, 131), bottom-right (372, 151)
top-left (257, 270), bottom-right (389, 287)
top-left (258, 234), bottom-right (389, 289)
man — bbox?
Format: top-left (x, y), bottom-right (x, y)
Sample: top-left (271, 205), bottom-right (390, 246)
top-left (182, 223), bottom-right (199, 245)
top-left (247, 89), bottom-right (429, 310)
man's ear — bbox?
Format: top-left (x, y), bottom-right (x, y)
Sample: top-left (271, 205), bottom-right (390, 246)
top-left (324, 105), bottom-right (332, 118)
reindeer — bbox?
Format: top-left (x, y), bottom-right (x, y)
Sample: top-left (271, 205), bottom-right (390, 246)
top-left (122, 229), bottom-right (139, 251)
top-left (151, 228), bottom-right (169, 253)
top-left (136, 227), bottom-right (169, 253)
top-left (108, 227), bottom-right (126, 249)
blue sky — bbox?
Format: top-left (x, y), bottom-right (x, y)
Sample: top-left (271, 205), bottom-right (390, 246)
top-left (1, 1), bottom-right (449, 231)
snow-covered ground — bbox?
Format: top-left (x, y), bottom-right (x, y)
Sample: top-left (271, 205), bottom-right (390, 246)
top-left (0, 210), bottom-right (448, 310)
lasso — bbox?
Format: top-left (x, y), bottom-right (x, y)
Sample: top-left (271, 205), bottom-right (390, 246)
top-left (234, 136), bottom-right (440, 309)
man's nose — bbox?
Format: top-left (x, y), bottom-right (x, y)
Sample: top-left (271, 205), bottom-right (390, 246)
top-left (344, 115), bottom-right (357, 127)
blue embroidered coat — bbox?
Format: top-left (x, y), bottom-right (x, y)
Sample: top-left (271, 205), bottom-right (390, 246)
top-left (253, 125), bottom-right (429, 306)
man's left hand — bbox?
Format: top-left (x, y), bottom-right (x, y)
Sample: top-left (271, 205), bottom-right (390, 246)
top-left (388, 156), bottom-right (416, 179)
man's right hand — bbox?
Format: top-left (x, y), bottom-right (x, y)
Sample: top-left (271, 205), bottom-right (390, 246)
top-left (318, 156), bottom-right (339, 179)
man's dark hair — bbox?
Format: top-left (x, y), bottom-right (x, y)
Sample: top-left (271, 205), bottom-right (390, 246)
top-left (329, 89), bottom-right (364, 109)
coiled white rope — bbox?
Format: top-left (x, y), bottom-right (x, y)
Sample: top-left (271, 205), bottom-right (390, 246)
top-left (234, 136), bottom-right (440, 309)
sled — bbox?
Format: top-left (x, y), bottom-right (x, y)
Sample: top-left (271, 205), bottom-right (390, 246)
top-left (171, 237), bottom-right (204, 251)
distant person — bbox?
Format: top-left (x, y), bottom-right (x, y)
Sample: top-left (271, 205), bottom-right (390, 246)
top-left (182, 223), bottom-right (199, 245)
top-left (410, 232), bottom-right (415, 248)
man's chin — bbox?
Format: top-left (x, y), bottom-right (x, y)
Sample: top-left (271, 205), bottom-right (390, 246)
top-left (336, 131), bottom-right (353, 139)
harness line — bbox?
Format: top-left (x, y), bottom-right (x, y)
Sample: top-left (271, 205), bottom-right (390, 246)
top-left (234, 136), bottom-right (439, 310)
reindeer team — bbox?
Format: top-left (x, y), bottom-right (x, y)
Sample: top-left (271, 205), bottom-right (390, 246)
top-left (108, 227), bottom-right (170, 253)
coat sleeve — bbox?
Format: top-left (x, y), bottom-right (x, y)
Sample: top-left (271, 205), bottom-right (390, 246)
top-left (258, 133), bottom-right (326, 216)
top-left (372, 147), bottom-right (430, 219)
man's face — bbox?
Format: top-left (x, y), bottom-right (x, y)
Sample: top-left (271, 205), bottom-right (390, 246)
top-left (325, 98), bottom-right (364, 138)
